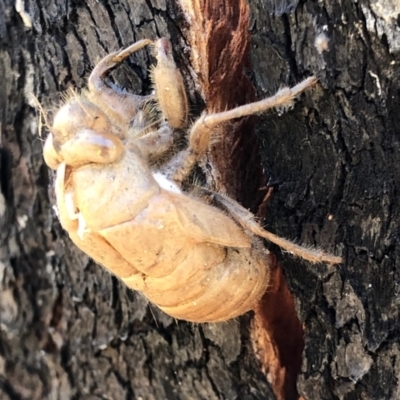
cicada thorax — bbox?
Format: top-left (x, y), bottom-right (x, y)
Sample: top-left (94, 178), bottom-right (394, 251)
top-left (53, 162), bottom-right (142, 280)
top-left (69, 154), bottom-right (158, 228)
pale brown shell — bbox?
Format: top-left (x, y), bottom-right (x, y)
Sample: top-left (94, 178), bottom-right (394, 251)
top-left (43, 38), bottom-right (339, 323)
top-left (52, 148), bottom-right (270, 322)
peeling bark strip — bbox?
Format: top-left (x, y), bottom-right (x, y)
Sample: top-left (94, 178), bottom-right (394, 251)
top-left (179, 1), bottom-right (304, 398)
top-left (179, 0), bottom-right (261, 207)
top-left (252, 257), bottom-right (304, 400)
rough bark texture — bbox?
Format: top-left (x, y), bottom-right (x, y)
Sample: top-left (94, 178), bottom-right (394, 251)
top-left (1, 1), bottom-right (400, 400)
top-left (250, 1), bottom-right (400, 399)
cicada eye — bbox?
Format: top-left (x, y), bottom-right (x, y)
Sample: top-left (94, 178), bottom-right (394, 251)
top-left (52, 137), bottom-right (62, 154)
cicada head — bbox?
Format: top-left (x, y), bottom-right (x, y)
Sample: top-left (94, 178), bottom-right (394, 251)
top-left (45, 98), bottom-right (124, 169)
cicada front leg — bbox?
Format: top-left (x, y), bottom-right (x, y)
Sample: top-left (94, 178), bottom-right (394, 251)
top-left (151, 37), bottom-right (188, 129)
top-left (134, 37), bottom-right (189, 161)
top-left (87, 39), bottom-right (154, 129)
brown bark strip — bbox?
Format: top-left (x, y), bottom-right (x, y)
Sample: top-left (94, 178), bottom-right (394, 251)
top-left (178, 0), bottom-right (261, 207)
top-left (252, 255), bottom-right (304, 400)
top-left (179, 0), bottom-right (304, 398)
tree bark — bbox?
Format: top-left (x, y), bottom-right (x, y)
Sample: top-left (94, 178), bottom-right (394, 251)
top-left (1, 0), bottom-right (400, 399)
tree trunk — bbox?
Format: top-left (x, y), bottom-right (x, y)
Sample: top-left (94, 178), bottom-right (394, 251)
top-left (1, 0), bottom-right (399, 399)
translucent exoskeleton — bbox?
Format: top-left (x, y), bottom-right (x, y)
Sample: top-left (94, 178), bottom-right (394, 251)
top-left (43, 38), bottom-right (341, 323)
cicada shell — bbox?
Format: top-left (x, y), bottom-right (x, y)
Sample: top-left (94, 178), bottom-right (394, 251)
top-left (43, 38), bottom-right (340, 323)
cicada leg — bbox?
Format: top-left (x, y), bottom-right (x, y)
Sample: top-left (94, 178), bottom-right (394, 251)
top-left (194, 187), bottom-right (342, 265)
top-left (159, 77), bottom-right (318, 185)
top-left (87, 39), bottom-right (154, 128)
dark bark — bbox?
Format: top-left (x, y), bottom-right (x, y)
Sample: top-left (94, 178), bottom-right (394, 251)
top-left (250, 1), bottom-right (400, 399)
top-left (1, 1), bottom-right (400, 400)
